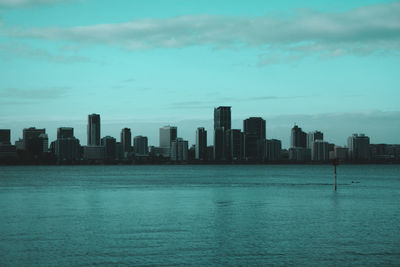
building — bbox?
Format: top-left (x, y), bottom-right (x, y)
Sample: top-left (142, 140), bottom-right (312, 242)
top-left (307, 131), bottom-right (323, 149)
top-left (289, 147), bottom-right (310, 161)
top-left (348, 134), bottom-right (370, 161)
top-left (333, 146), bottom-right (349, 161)
top-left (311, 140), bottom-right (329, 161)
top-left (0, 129), bottom-right (11, 145)
top-left (226, 129), bottom-right (243, 161)
top-left (170, 138), bottom-right (188, 161)
top-left (87, 114), bottom-right (100, 146)
top-left (291, 125), bottom-right (307, 148)
top-left (243, 117), bottom-right (266, 161)
top-left (134, 136), bottom-right (148, 155)
top-left (101, 136), bottom-right (116, 161)
top-left (120, 128), bottom-right (132, 155)
top-left (195, 127), bottom-right (207, 160)
top-left (83, 146), bottom-right (105, 161)
top-left (266, 139), bottom-right (282, 161)
top-left (214, 106), bottom-right (231, 161)
top-left (22, 127), bottom-right (48, 157)
top-left (159, 126), bottom-right (177, 157)
top-left (57, 127), bottom-right (74, 139)
top-left (55, 127), bottom-right (80, 162)
top-left (213, 127), bottom-right (225, 160)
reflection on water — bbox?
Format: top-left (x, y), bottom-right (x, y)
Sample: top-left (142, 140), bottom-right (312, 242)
top-left (0, 165), bottom-right (399, 266)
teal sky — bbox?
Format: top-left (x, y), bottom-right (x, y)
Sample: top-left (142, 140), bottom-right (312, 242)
top-left (0, 0), bottom-right (399, 148)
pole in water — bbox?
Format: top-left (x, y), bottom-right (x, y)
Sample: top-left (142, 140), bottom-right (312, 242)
top-left (332, 158), bottom-right (339, 191)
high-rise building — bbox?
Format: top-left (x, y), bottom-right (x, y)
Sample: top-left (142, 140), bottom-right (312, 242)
top-left (120, 128), bottom-right (132, 154)
top-left (22, 127), bottom-right (48, 157)
top-left (170, 138), bottom-right (188, 161)
top-left (195, 127), bottom-right (207, 160)
top-left (134, 136), bottom-right (148, 155)
top-left (57, 127), bottom-right (74, 139)
top-left (87, 114), bottom-right (100, 146)
top-left (0, 129), bottom-right (11, 145)
top-left (291, 125), bottom-right (307, 148)
top-left (226, 129), bottom-right (243, 161)
top-left (266, 139), bottom-right (282, 161)
top-left (243, 117), bottom-right (266, 161)
top-left (307, 131), bottom-right (323, 149)
top-left (311, 140), bottom-right (329, 161)
top-left (55, 127), bottom-right (80, 162)
top-left (348, 134), bottom-right (370, 160)
top-left (101, 136), bottom-right (116, 160)
top-left (159, 126), bottom-right (177, 150)
top-left (214, 106), bottom-right (231, 160)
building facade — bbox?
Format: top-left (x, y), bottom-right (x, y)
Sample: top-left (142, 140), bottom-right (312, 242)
top-left (87, 114), bottom-right (101, 146)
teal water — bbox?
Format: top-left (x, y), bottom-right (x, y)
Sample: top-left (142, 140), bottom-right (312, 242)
top-left (0, 165), bottom-right (399, 266)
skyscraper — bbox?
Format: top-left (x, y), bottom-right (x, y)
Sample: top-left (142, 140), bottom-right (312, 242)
top-left (348, 133), bottom-right (370, 160)
top-left (120, 128), bottom-right (132, 154)
top-left (0, 129), bottom-right (11, 145)
top-left (291, 125), bottom-right (307, 148)
top-left (307, 131), bottom-right (323, 149)
top-left (226, 129), bottom-right (243, 161)
top-left (22, 127), bottom-right (48, 157)
top-left (57, 127), bottom-right (74, 139)
top-left (243, 117), bottom-right (266, 161)
top-left (195, 127), bottom-right (207, 160)
top-left (87, 114), bottom-right (100, 146)
top-left (134, 136), bottom-right (148, 155)
top-left (101, 136), bottom-right (116, 161)
top-left (266, 139), bottom-right (282, 161)
top-left (159, 126), bottom-right (177, 148)
top-left (214, 106), bottom-right (231, 160)
top-left (170, 138), bottom-right (188, 161)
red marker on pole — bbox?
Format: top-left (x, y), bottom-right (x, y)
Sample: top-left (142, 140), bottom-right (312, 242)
top-left (332, 158), bottom-right (339, 191)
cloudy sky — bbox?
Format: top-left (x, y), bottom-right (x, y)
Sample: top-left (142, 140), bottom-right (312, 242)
top-left (0, 0), bottom-right (399, 148)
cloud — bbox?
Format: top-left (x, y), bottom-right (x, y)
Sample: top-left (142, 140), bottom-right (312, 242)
top-left (0, 43), bottom-right (92, 63)
top-left (2, 2), bottom-right (400, 58)
top-left (0, 0), bottom-right (71, 8)
top-left (0, 87), bottom-right (69, 100)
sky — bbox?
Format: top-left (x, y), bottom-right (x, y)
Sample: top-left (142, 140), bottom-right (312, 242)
top-left (0, 0), bottom-right (399, 148)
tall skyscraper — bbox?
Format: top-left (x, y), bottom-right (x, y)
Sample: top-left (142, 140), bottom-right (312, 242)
top-left (266, 139), bottom-right (282, 161)
top-left (22, 127), bottom-right (48, 157)
top-left (87, 114), bottom-right (100, 146)
top-left (195, 127), bottom-right (207, 160)
top-left (134, 136), bottom-right (148, 155)
top-left (55, 127), bottom-right (80, 162)
top-left (226, 129), bottom-right (243, 161)
top-left (291, 125), bottom-right (307, 148)
top-left (170, 138), bottom-right (188, 161)
top-left (101, 136), bottom-right (116, 160)
top-left (214, 106), bottom-right (231, 160)
top-left (0, 129), bottom-right (11, 145)
top-left (243, 117), bottom-right (266, 161)
top-left (348, 133), bottom-right (370, 160)
top-left (159, 126), bottom-right (177, 149)
top-left (311, 140), bottom-right (329, 161)
top-left (57, 127), bottom-right (74, 139)
top-left (120, 128), bottom-right (132, 153)
top-left (307, 131), bottom-right (323, 149)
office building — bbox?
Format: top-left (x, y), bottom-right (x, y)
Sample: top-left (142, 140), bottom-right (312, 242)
top-left (87, 114), bottom-right (100, 146)
top-left (291, 125), bottom-right (307, 148)
top-left (101, 136), bottom-right (116, 160)
top-left (226, 129), bottom-right (242, 161)
top-left (57, 127), bottom-right (74, 139)
top-left (288, 147), bottom-right (310, 161)
top-left (83, 146), bottom-right (105, 160)
top-left (348, 134), bottom-right (370, 160)
top-left (134, 136), bottom-right (148, 155)
top-left (195, 127), bottom-right (207, 160)
top-left (0, 129), bottom-right (11, 145)
top-left (55, 127), bottom-right (80, 162)
top-left (307, 131), bottom-right (323, 149)
top-left (121, 128), bottom-right (132, 154)
top-left (170, 138), bottom-right (188, 161)
top-left (266, 139), bottom-right (282, 161)
top-left (214, 106), bottom-right (231, 160)
top-left (333, 146), bottom-right (349, 161)
top-left (243, 117), bottom-right (266, 161)
top-left (311, 140), bottom-right (329, 161)
top-left (22, 127), bottom-right (48, 157)
top-left (159, 126), bottom-right (177, 157)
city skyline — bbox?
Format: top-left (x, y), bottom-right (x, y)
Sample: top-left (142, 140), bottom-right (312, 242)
top-left (1, 0), bottom-right (400, 147)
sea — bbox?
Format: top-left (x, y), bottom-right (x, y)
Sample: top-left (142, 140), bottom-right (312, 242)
top-left (0, 165), bottom-right (399, 266)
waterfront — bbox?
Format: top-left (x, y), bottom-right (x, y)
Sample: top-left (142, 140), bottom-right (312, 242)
top-left (0, 165), bottom-right (399, 266)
